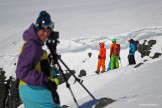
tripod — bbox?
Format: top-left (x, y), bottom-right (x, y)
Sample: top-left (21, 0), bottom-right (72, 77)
top-left (46, 31), bottom-right (96, 108)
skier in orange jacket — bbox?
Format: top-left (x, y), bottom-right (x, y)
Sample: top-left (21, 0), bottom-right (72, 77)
top-left (96, 42), bottom-right (106, 74)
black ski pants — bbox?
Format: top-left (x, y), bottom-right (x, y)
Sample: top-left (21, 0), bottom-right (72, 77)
top-left (128, 55), bottom-right (136, 65)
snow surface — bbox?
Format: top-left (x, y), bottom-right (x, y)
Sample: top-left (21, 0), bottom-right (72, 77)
top-left (1, 0), bottom-right (162, 108)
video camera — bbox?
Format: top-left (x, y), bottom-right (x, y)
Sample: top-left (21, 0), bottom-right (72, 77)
top-left (46, 31), bottom-right (60, 64)
top-left (48, 31), bottom-right (59, 40)
top-left (46, 31), bottom-right (59, 49)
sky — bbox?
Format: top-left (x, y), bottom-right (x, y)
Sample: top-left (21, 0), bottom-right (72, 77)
top-left (1, 0), bottom-right (162, 108)
top-left (1, 0), bottom-right (162, 40)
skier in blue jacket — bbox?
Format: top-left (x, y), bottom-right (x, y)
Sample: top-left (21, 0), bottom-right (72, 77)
top-left (128, 39), bottom-right (137, 65)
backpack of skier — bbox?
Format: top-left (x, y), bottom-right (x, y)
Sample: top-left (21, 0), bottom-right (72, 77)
top-left (110, 40), bottom-right (120, 56)
top-left (134, 40), bottom-right (139, 51)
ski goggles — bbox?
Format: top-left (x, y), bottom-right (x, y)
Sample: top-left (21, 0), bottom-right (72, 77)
top-left (41, 20), bottom-right (54, 30)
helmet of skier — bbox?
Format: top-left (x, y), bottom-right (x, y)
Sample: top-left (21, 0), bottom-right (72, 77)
top-left (112, 38), bottom-right (116, 43)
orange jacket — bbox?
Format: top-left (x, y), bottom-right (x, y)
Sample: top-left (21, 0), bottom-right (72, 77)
top-left (99, 42), bottom-right (106, 60)
top-left (110, 43), bottom-right (120, 56)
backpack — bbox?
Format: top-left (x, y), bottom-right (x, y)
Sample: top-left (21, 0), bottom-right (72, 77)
top-left (133, 40), bottom-right (139, 51)
top-left (111, 43), bottom-right (120, 56)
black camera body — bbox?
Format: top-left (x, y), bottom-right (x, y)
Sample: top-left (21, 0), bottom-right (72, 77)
top-left (46, 31), bottom-right (59, 49)
top-left (46, 31), bottom-right (60, 64)
top-left (48, 31), bottom-right (59, 40)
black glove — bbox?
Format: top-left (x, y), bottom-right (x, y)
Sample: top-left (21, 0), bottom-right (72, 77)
top-left (46, 80), bottom-right (57, 92)
top-left (110, 55), bottom-right (111, 58)
top-left (98, 55), bottom-right (101, 59)
top-left (119, 56), bottom-right (121, 60)
top-left (46, 80), bottom-right (60, 104)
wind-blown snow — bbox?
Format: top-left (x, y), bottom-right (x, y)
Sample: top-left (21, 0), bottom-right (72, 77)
top-left (1, 0), bottom-right (162, 108)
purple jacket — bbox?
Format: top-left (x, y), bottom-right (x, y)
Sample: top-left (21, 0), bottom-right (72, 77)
top-left (16, 24), bottom-right (49, 86)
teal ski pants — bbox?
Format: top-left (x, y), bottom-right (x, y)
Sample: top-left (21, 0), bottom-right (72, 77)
top-left (19, 85), bottom-right (61, 108)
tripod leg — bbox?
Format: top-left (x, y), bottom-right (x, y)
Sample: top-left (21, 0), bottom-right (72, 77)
top-left (52, 90), bottom-right (60, 104)
top-left (66, 84), bottom-right (80, 108)
top-left (57, 61), bottom-right (80, 108)
top-left (57, 56), bottom-right (96, 101)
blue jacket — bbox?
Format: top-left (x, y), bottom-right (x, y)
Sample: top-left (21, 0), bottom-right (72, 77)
top-left (129, 43), bottom-right (136, 55)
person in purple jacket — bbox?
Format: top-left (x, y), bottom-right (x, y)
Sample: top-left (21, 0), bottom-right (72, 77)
top-left (16, 11), bottom-right (61, 108)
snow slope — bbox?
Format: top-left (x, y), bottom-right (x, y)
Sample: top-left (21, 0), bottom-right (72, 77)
top-left (57, 57), bottom-right (162, 108)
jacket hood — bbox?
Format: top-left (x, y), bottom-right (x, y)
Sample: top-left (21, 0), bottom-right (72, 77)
top-left (23, 23), bottom-right (44, 46)
top-left (128, 39), bottom-right (134, 43)
top-left (99, 42), bottom-right (105, 48)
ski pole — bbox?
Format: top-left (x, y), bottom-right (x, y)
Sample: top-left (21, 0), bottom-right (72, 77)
top-left (119, 59), bottom-right (122, 68)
